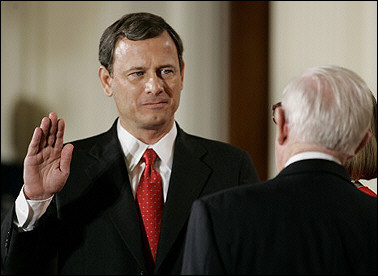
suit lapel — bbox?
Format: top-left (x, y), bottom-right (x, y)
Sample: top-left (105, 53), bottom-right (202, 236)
top-left (155, 127), bottom-right (211, 270)
top-left (81, 121), bottom-right (213, 272)
top-left (84, 121), bottom-right (147, 271)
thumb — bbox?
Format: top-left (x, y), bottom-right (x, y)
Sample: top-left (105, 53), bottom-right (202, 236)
top-left (60, 144), bottom-right (74, 175)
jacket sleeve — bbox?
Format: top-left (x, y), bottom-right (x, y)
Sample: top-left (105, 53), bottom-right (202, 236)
top-left (181, 199), bottom-right (226, 275)
top-left (1, 203), bottom-right (58, 274)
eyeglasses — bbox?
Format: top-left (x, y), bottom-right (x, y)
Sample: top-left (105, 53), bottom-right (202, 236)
top-left (272, 102), bottom-right (282, 124)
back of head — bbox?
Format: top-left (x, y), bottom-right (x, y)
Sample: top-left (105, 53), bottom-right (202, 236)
top-left (281, 65), bottom-right (373, 156)
top-left (99, 12), bottom-right (184, 76)
top-left (344, 93), bottom-right (377, 180)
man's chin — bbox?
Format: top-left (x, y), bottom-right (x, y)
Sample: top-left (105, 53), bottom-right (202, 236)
top-left (142, 116), bottom-right (173, 130)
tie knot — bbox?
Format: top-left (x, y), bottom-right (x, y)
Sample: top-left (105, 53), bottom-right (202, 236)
top-left (143, 148), bottom-right (158, 165)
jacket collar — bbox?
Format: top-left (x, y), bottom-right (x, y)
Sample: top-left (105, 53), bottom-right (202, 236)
top-left (279, 158), bottom-right (352, 184)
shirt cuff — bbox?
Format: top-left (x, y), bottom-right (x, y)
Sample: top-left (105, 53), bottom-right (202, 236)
top-left (14, 185), bottom-right (54, 231)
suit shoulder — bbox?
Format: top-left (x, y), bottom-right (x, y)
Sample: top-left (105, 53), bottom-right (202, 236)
top-left (182, 131), bottom-right (247, 154)
top-left (199, 178), bottom-right (273, 206)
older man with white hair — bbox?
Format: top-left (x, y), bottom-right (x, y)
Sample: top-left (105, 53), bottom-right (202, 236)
top-left (181, 65), bottom-right (377, 275)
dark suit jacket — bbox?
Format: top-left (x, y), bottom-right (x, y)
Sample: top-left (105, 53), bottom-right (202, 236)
top-left (181, 159), bottom-right (377, 275)
top-left (1, 119), bottom-right (259, 275)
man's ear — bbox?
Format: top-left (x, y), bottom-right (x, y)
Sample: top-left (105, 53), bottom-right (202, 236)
top-left (277, 108), bottom-right (288, 145)
top-left (354, 131), bottom-right (371, 155)
top-left (179, 60), bottom-right (185, 90)
top-left (98, 65), bottom-right (113, 97)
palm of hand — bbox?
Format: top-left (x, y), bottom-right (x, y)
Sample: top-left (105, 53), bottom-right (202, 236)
top-left (23, 113), bottom-right (73, 200)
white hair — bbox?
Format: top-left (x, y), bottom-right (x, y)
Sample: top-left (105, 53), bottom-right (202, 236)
top-left (281, 65), bottom-right (373, 155)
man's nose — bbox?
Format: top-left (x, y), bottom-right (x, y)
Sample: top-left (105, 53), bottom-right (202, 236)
top-left (144, 74), bottom-right (163, 95)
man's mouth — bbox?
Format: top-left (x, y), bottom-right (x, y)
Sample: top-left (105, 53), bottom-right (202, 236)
top-left (143, 100), bottom-right (169, 109)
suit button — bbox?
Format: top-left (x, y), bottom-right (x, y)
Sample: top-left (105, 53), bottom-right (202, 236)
top-left (138, 269), bottom-right (145, 275)
top-left (4, 232), bottom-right (10, 248)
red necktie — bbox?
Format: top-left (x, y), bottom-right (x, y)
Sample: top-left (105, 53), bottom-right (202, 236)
top-left (137, 148), bottom-right (164, 263)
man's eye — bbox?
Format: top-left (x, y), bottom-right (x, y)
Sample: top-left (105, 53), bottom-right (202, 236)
top-left (161, 69), bottom-right (173, 75)
top-left (131, 71), bottom-right (144, 77)
top-left (160, 69), bottom-right (175, 79)
top-left (127, 71), bottom-right (144, 80)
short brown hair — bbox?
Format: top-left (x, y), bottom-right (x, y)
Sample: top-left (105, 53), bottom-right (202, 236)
top-left (99, 12), bottom-right (184, 76)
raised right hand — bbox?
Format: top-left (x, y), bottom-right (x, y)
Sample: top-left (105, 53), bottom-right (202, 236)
top-left (23, 112), bottom-right (74, 200)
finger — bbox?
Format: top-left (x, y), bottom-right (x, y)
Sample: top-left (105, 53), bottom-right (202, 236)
top-left (55, 118), bottom-right (65, 150)
top-left (60, 144), bottom-right (74, 175)
top-left (47, 112), bottom-right (58, 146)
top-left (27, 127), bottom-right (43, 156)
top-left (39, 116), bottom-right (51, 150)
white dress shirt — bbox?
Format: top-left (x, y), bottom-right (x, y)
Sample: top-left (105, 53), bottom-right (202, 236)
top-left (117, 119), bottom-right (176, 202)
top-left (285, 151), bottom-right (342, 168)
top-left (14, 120), bottom-right (177, 231)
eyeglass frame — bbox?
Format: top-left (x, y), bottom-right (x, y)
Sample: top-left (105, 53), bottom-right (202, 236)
top-left (272, 101), bottom-right (282, 124)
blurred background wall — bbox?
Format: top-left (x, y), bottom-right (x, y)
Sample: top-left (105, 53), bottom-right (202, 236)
top-left (1, 1), bottom-right (377, 193)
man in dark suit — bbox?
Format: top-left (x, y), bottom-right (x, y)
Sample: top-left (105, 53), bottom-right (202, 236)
top-left (1, 13), bottom-right (259, 275)
top-left (181, 65), bottom-right (377, 275)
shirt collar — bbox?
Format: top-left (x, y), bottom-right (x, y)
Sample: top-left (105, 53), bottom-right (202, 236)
top-left (117, 119), bottom-right (177, 171)
top-left (285, 151), bottom-right (342, 168)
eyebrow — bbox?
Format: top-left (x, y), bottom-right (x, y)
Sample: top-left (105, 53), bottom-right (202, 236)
top-left (159, 64), bottom-right (176, 68)
top-left (124, 64), bottom-right (177, 74)
top-left (124, 67), bottom-right (146, 75)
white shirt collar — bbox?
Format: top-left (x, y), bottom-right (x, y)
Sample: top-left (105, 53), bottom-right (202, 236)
top-left (117, 119), bottom-right (177, 172)
top-left (285, 151), bottom-right (342, 168)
